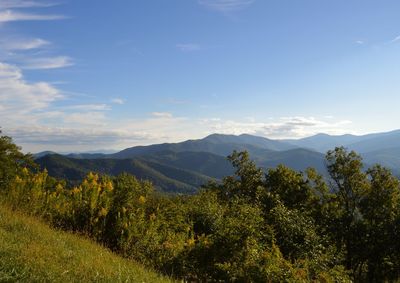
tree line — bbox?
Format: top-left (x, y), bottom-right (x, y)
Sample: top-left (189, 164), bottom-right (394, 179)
top-left (1, 132), bottom-right (400, 282)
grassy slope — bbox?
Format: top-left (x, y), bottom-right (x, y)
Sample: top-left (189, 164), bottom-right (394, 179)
top-left (0, 204), bottom-right (171, 283)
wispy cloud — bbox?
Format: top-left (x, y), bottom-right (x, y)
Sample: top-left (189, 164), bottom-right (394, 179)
top-left (22, 56), bottom-right (73, 69)
top-left (355, 40), bottom-right (364, 45)
top-left (390, 35), bottom-right (400, 44)
top-left (111, 98), bottom-right (125, 105)
top-left (0, 1), bottom-right (118, 152)
top-left (67, 104), bottom-right (111, 111)
top-left (0, 10), bottom-right (66, 22)
top-left (0, 1), bottom-right (58, 9)
top-left (0, 37), bottom-right (50, 50)
top-left (151, 112), bottom-right (173, 118)
top-left (198, 0), bottom-right (255, 12)
top-left (176, 43), bottom-right (201, 52)
top-left (163, 97), bottom-right (189, 105)
top-left (63, 111), bottom-right (108, 126)
top-left (0, 4), bottom-right (69, 68)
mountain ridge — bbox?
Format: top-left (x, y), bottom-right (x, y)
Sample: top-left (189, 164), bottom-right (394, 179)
top-left (35, 130), bottom-right (400, 193)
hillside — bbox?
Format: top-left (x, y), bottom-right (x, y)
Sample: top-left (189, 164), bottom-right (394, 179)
top-left (285, 130), bottom-right (400, 154)
top-left (36, 154), bottom-right (213, 194)
top-left (0, 204), bottom-right (171, 283)
top-left (363, 147), bottom-right (400, 175)
top-left (111, 139), bottom-right (277, 159)
top-left (258, 148), bottom-right (327, 174)
top-left (141, 150), bottom-right (234, 179)
top-left (347, 130), bottom-right (400, 153)
top-left (284, 133), bottom-right (363, 153)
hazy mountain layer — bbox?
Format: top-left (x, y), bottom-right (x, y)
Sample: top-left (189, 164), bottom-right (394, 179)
top-left (35, 130), bottom-right (400, 193)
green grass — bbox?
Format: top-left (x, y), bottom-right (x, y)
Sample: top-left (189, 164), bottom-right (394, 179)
top-left (0, 204), bottom-right (172, 283)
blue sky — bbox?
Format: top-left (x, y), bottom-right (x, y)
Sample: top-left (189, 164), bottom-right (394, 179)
top-left (1, 0), bottom-right (400, 152)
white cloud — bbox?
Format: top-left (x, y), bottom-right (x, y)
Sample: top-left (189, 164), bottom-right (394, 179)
top-left (355, 40), bottom-right (364, 45)
top-left (0, 5), bottom-right (71, 71)
top-left (0, 62), bottom-right (190, 152)
top-left (198, 0), bottom-right (255, 12)
top-left (63, 111), bottom-right (108, 126)
top-left (0, 61), bottom-right (355, 152)
top-left (0, 61), bottom-right (120, 150)
top-left (176, 43), bottom-right (201, 52)
top-left (4, 113), bottom-right (191, 152)
top-left (0, 38), bottom-right (50, 50)
top-left (0, 61), bottom-right (63, 123)
top-left (199, 116), bottom-right (353, 139)
top-left (0, 1), bottom-right (58, 9)
top-left (5, 126), bottom-right (152, 152)
top-left (5, 111), bottom-right (355, 153)
top-left (151, 112), bottom-right (173, 118)
top-left (67, 104), bottom-right (111, 111)
top-left (111, 98), bottom-right (125, 105)
top-left (22, 56), bottom-right (73, 69)
top-left (0, 61), bottom-right (109, 128)
top-left (0, 10), bottom-right (66, 22)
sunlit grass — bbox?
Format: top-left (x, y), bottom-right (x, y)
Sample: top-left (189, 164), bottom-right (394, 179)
top-left (0, 203), bottom-right (172, 282)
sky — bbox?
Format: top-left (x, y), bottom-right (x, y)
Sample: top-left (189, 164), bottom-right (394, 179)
top-left (1, 0), bottom-right (400, 153)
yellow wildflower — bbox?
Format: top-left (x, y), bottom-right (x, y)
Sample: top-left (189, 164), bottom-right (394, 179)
top-left (15, 176), bottom-right (22, 183)
top-left (139, 195), bottom-right (146, 204)
top-left (98, 207), bottom-right (108, 217)
top-left (186, 238), bottom-right (195, 247)
top-left (56, 184), bottom-right (64, 193)
top-left (105, 181), bottom-right (113, 191)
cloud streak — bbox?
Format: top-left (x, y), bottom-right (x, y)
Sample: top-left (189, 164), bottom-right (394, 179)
top-left (66, 104), bottom-right (111, 111)
top-left (176, 43), bottom-right (201, 52)
top-left (198, 0), bottom-right (255, 12)
top-left (0, 10), bottom-right (66, 22)
top-left (22, 56), bottom-right (73, 69)
top-left (151, 112), bottom-right (173, 118)
top-left (390, 35), bottom-right (400, 44)
top-left (0, 37), bottom-right (50, 50)
top-left (111, 98), bottom-right (125, 105)
top-left (0, 1), bottom-right (58, 9)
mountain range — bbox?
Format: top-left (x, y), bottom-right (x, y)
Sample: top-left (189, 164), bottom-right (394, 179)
top-left (35, 130), bottom-right (400, 193)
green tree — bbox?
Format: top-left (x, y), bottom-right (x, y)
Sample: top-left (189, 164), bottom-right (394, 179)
top-left (326, 147), bottom-right (369, 275)
top-left (360, 165), bottom-right (400, 281)
top-left (265, 165), bottom-right (327, 213)
top-left (219, 150), bottom-right (264, 201)
top-left (0, 130), bottom-right (34, 190)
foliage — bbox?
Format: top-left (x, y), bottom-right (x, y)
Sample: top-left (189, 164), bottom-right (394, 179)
top-left (0, 131), bottom-right (34, 191)
top-left (2, 132), bottom-right (400, 282)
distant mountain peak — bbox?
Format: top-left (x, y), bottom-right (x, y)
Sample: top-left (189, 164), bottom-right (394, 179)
top-left (203, 133), bottom-right (238, 140)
